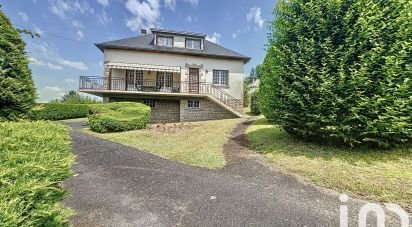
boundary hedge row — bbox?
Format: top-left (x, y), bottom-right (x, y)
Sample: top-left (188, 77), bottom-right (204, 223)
top-left (27, 103), bottom-right (90, 121)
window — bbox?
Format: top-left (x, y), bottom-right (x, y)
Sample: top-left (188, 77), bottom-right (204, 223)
top-left (143, 99), bottom-right (156, 108)
top-left (213, 70), bottom-right (229, 86)
top-left (185, 38), bottom-right (201, 49)
top-left (126, 70), bottom-right (143, 86)
top-left (157, 72), bottom-right (173, 90)
top-left (187, 100), bottom-right (200, 108)
top-left (156, 35), bottom-right (173, 47)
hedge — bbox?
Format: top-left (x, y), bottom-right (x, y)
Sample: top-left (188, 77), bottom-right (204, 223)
top-left (0, 7), bottom-right (36, 120)
top-left (27, 103), bottom-right (90, 121)
top-left (0, 121), bottom-right (74, 226)
top-left (260, 0), bottom-right (412, 148)
top-left (250, 91), bottom-right (261, 115)
top-left (88, 102), bottom-right (151, 133)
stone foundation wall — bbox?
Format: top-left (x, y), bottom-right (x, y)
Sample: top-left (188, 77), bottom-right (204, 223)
top-left (103, 96), bottom-right (238, 123)
top-left (149, 100), bottom-right (180, 123)
top-left (107, 97), bottom-right (180, 123)
top-left (179, 98), bottom-right (237, 122)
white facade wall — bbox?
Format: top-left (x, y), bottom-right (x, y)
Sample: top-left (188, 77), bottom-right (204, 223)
top-left (104, 49), bottom-right (245, 99)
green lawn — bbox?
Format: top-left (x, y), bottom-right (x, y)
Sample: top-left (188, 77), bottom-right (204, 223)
top-left (247, 118), bottom-right (412, 212)
top-left (0, 121), bottom-right (75, 226)
top-left (87, 119), bottom-right (242, 169)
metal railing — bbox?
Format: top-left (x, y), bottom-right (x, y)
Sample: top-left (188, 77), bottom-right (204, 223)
top-left (79, 76), bottom-right (243, 114)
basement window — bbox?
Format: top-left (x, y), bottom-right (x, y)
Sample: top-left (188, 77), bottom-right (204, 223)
top-left (187, 100), bottom-right (200, 108)
top-left (143, 99), bottom-right (156, 108)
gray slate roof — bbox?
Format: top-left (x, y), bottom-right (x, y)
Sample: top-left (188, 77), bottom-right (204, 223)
top-left (95, 34), bottom-right (251, 63)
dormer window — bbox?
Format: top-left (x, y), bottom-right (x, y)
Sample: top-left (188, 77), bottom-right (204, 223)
top-left (156, 35), bottom-right (173, 47)
top-left (185, 38), bottom-right (201, 49)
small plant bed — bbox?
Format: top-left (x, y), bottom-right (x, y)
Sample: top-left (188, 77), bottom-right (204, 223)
top-left (247, 118), bottom-right (412, 212)
top-left (0, 121), bottom-right (75, 226)
top-left (86, 119), bottom-right (242, 169)
top-left (88, 102), bottom-right (150, 133)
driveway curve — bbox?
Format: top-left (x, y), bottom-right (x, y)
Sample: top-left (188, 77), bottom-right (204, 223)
top-left (63, 119), bottom-right (398, 226)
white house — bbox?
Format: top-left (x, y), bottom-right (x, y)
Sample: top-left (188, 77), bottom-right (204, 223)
top-left (79, 28), bottom-right (250, 122)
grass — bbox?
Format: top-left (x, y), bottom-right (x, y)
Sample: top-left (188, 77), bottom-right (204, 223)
top-left (247, 118), bottom-right (412, 212)
top-left (86, 119), bottom-right (242, 169)
top-left (0, 121), bottom-right (75, 226)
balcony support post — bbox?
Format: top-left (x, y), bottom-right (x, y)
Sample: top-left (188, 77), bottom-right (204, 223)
top-left (108, 68), bottom-right (112, 90)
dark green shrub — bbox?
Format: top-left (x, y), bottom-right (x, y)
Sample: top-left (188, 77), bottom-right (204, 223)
top-left (260, 0), bottom-right (412, 148)
top-left (89, 102), bottom-right (151, 133)
top-left (0, 8), bottom-right (36, 120)
top-left (0, 121), bottom-right (74, 225)
top-left (250, 91), bottom-right (261, 115)
top-left (27, 103), bottom-right (90, 120)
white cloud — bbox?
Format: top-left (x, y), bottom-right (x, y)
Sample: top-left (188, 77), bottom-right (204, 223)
top-left (206, 32), bottom-right (221, 44)
top-left (28, 42), bottom-right (88, 71)
top-left (44, 86), bottom-right (63, 92)
top-left (247, 7), bottom-right (264, 29)
top-left (64, 78), bottom-right (76, 84)
top-left (183, 0), bottom-right (198, 6)
top-left (164, 0), bottom-right (197, 9)
top-left (186, 15), bottom-right (192, 23)
top-left (232, 33), bottom-right (237, 39)
top-left (125, 0), bottom-right (161, 32)
top-left (76, 30), bottom-right (84, 40)
top-left (58, 59), bottom-right (88, 70)
top-left (164, 0), bottom-right (176, 10)
top-left (72, 20), bottom-right (84, 29)
top-left (33, 25), bottom-right (44, 36)
top-left (29, 57), bottom-right (63, 70)
top-left (18, 12), bottom-right (29, 22)
top-left (96, 0), bottom-right (109, 7)
top-left (97, 10), bottom-right (112, 24)
top-left (38, 86), bottom-right (66, 101)
top-left (48, 0), bottom-right (94, 20)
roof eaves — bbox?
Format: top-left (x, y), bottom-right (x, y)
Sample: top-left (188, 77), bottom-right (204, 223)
top-left (98, 44), bottom-right (251, 63)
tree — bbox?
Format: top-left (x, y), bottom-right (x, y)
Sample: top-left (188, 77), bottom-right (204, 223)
top-left (243, 81), bottom-right (250, 107)
top-left (260, 0), bottom-right (412, 148)
top-left (0, 7), bottom-right (36, 120)
top-left (255, 64), bottom-right (262, 79)
top-left (51, 90), bottom-right (100, 104)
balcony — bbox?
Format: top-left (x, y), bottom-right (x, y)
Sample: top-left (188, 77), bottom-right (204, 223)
top-left (79, 76), bottom-right (243, 115)
top-left (79, 76), bottom-right (212, 94)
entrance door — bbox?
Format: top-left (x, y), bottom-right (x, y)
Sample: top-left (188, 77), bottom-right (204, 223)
top-left (189, 68), bottom-right (199, 94)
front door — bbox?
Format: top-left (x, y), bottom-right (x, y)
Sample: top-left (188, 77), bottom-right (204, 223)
top-left (189, 68), bottom-right (199, 93)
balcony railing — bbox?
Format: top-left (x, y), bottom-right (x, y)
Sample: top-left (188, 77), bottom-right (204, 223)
top-left (79, 76), bottom-right (243, 114)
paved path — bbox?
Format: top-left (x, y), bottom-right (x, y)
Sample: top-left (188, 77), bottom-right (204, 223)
top-left (62, 119), bottom-right (402, 226)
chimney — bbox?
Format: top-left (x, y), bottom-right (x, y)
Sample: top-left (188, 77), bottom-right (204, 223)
top-left (141, 29), bottom-right (147, 35)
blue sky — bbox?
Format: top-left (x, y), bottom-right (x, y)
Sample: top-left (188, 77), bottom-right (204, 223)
top-left (2, 0), bottom-right (275, 102)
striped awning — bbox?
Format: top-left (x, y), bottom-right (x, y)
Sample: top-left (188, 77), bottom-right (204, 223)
top-left (105, 62), bottom-right (181, 73)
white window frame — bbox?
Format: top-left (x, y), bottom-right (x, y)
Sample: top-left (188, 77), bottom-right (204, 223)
top-left (156, 35), bottom-right (173, 47)
top-left (187, 100), bottom-right (200, 108)
top-left (213, 70), bottom-right (229, 86)
top-left (185, 38), bottom-right (201, 49)
top-left (126, 70), bottom-right (143, 86)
